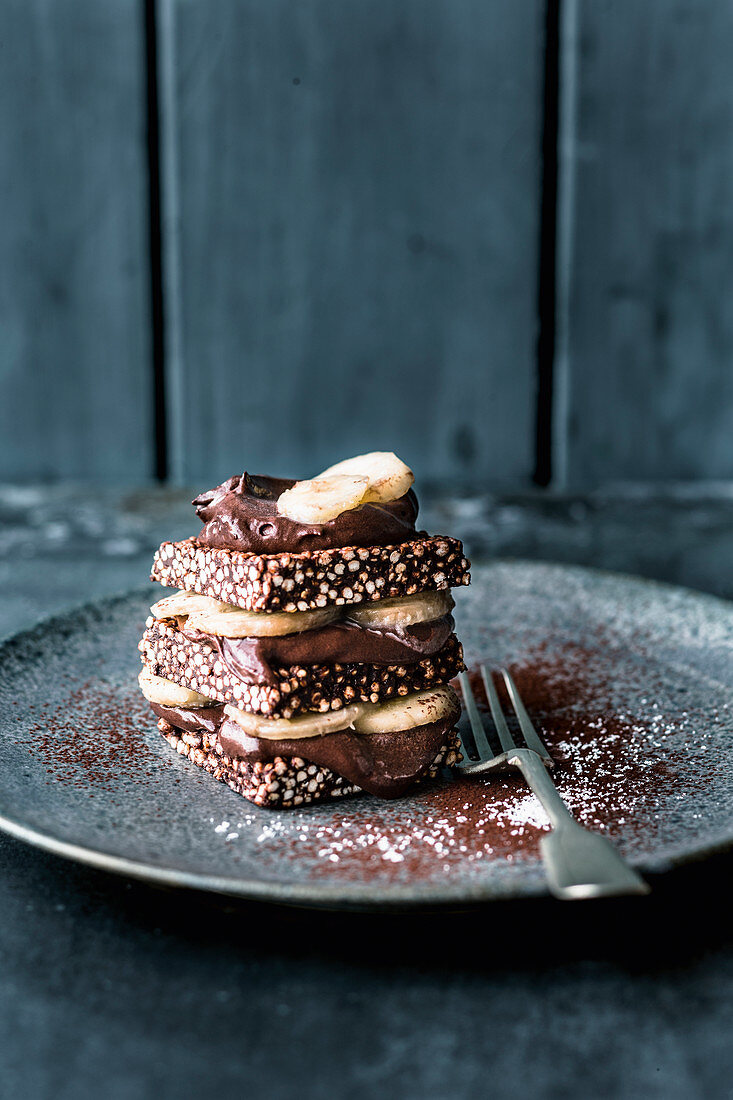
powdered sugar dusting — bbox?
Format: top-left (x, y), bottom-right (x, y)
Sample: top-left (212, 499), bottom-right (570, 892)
top-left (202, 636), bottom-right (723, 884)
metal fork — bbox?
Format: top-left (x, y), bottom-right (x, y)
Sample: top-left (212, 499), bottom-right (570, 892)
top-left (458, 667), bottom-right (649, 899)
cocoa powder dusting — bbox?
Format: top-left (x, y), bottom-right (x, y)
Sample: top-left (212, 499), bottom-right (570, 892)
top-left (17, 633), bottom-right (724, 887)
top-left (203, 638), bottom-right (721, 883)
top-left (26, 682), bottom-right (175, 805)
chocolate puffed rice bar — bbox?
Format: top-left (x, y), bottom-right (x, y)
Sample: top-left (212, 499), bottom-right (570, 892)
top-left (151, 535), bottom-right (470, 613)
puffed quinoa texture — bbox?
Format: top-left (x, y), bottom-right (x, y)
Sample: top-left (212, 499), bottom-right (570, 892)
top-left (150, 536), bottom-right (470, 612)
top-left (156, 716), bottom-right (463, 808)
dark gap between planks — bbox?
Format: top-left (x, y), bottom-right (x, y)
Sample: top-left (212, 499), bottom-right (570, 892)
top-left (144, 0), bottom-right (168, 482)
top-left (533, 0), bottom-right (561, 488)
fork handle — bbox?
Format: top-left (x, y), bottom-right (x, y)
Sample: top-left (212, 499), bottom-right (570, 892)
top-left (508, 749), bottom-right (649, 899)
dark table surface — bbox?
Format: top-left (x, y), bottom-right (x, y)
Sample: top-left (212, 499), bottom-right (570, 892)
top-left (3, 483), bottom-right (733, 1100)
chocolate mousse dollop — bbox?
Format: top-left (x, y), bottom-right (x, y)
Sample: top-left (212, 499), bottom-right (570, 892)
top-left (193, 473), bottom-right (424, 554)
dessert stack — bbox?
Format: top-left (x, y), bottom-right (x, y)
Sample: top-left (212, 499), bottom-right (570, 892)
top-left (138, 453), bottom-right (471, 808)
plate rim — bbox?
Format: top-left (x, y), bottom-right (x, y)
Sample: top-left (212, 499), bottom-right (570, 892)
top-left (3, 800), bottom-right (733, 911)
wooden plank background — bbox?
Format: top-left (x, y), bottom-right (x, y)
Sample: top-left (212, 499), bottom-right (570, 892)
top-left (160, 0), bottom-right (544, 487)
top-left (2, 0), bottom-right (733, 489)
top-left (0, 0), bottom-right (153, 482)
top-left (556, 0), bottom-right (733, 488)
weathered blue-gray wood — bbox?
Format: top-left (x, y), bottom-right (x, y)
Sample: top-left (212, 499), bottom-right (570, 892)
top-left (160, 0), bottom-right (543, 487)
top-left (0, 0), bottom-right (153, 482)
top-left (555, 0), bottom-right (733, 488)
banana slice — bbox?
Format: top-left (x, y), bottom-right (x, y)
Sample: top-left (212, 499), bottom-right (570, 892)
top-left (319, 451), bottom-right (414, 504)
top-left (277, 453), bottom-right (413, 524)
top-left (353, 684), bottom-right (459, 734)
top-left (150, 591), bottom-right (236, 620)
top-left (138, 668), bottom-right (216, 708)
top-left (224, 701), bottom-right (367, 739)
top-left (276, 474), bottom-right (369, 525)
top-left (348, 590), bottom-right (454, 630)
top-left (187, 604), bottom-right (340, 638)
top-left (224, 684), bottom-right (460, 741)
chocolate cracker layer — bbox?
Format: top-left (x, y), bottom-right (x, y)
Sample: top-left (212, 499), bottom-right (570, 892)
top-left (150, 535), bottom-right (470, 613)
top-left (139, 617), bottom-right (465, 718)
top-left (153, 702), bottom-right (462, 804)
top-left (157, 715), bottom-right (360, 807)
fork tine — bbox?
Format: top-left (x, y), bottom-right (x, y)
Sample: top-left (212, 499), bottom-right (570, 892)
top-left (501, 669), bottom-right (553, 764)
top-left (458, 672), bottom-right (494, 761)
top-left (480, 665), bottom-right (516, 753)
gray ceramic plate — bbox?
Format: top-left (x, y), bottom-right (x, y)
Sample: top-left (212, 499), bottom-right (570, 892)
top-left (1, 562), bottom-right (732, 909)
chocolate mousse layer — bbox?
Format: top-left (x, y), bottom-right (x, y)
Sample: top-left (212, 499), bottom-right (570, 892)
top-left (180, 614), bottom-right (455, 686)
top-left (140, 618), bottom-right (465, 718)
top-left (151, 697), bottom-right (460, 799)
top-left (194, 473), bottom-right (424, 554)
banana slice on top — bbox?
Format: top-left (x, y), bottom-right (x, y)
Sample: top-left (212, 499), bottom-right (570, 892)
top-left (277, 474), bottom-right (369, 525)
top-left (319, 451), bottom-right (414, 504)
top-left (186, 604), bottom-right (340, 638)
top-left (347, 589), bottom-right (454, 630)
top-left (138, 668), bottom-right (216, 708)
top-left (276, 452), bottom-right (414, 524)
